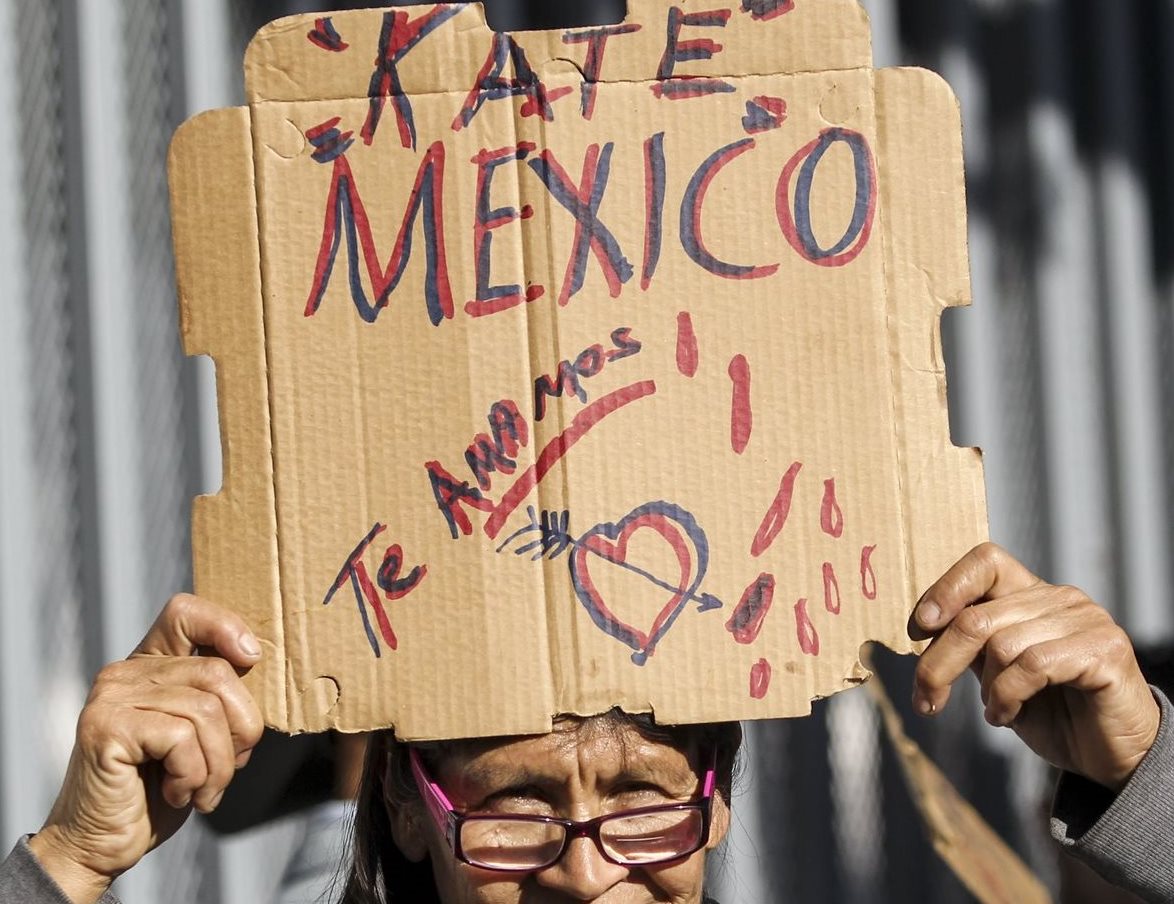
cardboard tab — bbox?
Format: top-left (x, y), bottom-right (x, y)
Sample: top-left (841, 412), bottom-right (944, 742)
top-left (172, 1), bottom-right (986, 739)
top-left (170, 109), bottom-right (287, 725)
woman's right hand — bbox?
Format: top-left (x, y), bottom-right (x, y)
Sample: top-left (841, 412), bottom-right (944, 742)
top-left (27, 595), bottom-right (265, 904)
top-left (912, 544), bottom-right (1159, 792)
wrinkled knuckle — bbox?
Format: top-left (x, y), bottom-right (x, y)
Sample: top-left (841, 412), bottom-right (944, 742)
top-left (191, 692), bottom-right (222, 722)
top-left (983, 675), bottom-right (1008, 707)
top-left (98, 660), bottom-right (131, 683)
top-left (172, 719), bottom-right (198, 748)
top-left (87, 677), bottom-right (111, 705)
top-left (986, 636), bottom-right (1017, 670)
top-left (974, 542), bottom-right (1003, 565)
top-left (176, 769), bottom-right (207, 797)
top-left (201, 656), bottom-right (237, 688)
top-left (241, 711), bottom-right (265, 747)
top-left (1092, 605), bottom-right (1121, 631)
top-left (75, 706), bottom-right (111, 748)
top-left (164, 592), bottom-right (196, 619)
top-left (1103, 627), bottom-right (1133, 660)
top-left (1019, 645), bottom-right (1052, 677)
top-left (1053, 584), bottom-right (1090, 609)
top-left (913, 658), bottom-right (942, 691)
top-left (90, 662), bottom-right (129, 699)
top-left (954, 607), bottom-right (991, 645)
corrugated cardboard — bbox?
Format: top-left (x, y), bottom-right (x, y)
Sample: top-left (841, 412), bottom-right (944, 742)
top-left (170, 0), bottom-right (987, 739)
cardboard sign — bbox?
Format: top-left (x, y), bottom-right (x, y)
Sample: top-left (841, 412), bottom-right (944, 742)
top-left (169, 0), bottom-right (987, 739)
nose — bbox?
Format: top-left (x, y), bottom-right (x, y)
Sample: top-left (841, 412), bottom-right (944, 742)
top-left (534, 834), bottom-right (629, 899)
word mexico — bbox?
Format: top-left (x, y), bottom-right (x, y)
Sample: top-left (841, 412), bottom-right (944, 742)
top-left (304, 125), bottom-right (876, 328)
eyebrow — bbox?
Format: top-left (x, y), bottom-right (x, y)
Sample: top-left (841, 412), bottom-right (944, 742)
top-left (461, 764), bottom-right (555, 792)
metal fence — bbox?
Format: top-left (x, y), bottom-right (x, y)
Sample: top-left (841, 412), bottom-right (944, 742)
top-left (0, 1), bottom-right (1170, 901)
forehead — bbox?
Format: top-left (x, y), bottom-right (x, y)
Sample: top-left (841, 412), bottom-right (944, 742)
top-left (436, 719), bottom-right (700, 790)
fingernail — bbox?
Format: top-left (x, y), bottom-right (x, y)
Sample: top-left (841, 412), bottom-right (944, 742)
top-left (239, 633), bottom-right (261, 658)
top-left (916, 600), bottom-right (941, 628)
top-left (209, 790), bottom-right (225, 811)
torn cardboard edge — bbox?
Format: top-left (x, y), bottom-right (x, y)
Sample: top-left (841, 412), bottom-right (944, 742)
top-left (868, 664), bottom-right (1053, 904)
top-left (171, 0), bottom-right (986, 741)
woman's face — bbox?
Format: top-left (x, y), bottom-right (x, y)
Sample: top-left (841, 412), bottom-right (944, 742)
top-left (390, 721), bottom-right (730, 903)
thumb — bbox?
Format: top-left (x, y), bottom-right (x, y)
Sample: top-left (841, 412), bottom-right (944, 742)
top-left (132, 594), bottom-right (262, 668)
top-left (912, 543), bottom-right (1040, 635)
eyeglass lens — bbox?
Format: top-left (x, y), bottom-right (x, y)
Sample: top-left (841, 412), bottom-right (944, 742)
top-left (600, 808), bottom-right (703, 863)
top-left (459, 808), bottom-right (704, 870)
top-left (461, 820), bottom-right (565, 869)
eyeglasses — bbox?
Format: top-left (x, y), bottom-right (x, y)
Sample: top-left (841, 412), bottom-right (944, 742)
top-left (408, 748), bottom-right (715, 872)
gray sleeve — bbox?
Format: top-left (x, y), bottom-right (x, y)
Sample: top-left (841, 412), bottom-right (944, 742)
top-left (1051, 687), bottom-right (1174, 904)
top-left (0, 836), bottom-right (120, 904)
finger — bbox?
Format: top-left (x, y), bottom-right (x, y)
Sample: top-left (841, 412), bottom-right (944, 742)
top-left (911, 543), bottom-right (1041, 637)
top-left (133, 594), bottom-right (261, 668)
top-left (977, 611), bottom-right (1092, 705)
top-left (983, 629), bottom-right (1120, 727)
top-left (95, 657), bottom-right (264, 760)
top-left (80, 705), bottom-right (208, 810)
top-left (913, 585), bottom-right (1079, 714)
top-left (158, 732), bottom-right (208, 807)
top-left (88, 684), bottom-right (233, 811)
top-left (132, 688), bottom-right (237, 813)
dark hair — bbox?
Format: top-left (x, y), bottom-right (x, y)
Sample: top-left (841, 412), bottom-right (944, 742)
top-left (338, 711), bottom-right (741, 904)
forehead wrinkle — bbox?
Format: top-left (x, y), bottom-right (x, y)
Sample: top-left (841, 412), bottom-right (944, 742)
top-left (572, 724), bottom-right (699, 794)
top-left (457, 759), bottom-right (550, 797)
top-left (436, 718), bottom-right (703, 802)
top-left (445, 731), bottom-right (580, 795)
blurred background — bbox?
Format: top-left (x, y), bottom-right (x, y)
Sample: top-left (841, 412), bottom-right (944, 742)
top-left (0, 0), bottom-right (1171, 901)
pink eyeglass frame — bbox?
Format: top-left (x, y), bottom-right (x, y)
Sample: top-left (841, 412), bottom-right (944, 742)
top-left (408, 747), bottom-right (717, 872)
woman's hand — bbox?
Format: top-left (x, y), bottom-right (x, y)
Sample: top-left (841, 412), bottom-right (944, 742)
top-left (27, 595), bottom-right (264, 904)
top-left (912, 543), bottom-right (1159, 793)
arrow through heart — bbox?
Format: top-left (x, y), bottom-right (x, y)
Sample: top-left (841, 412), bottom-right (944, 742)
top-left (568, 501), bottom-right (722, 665)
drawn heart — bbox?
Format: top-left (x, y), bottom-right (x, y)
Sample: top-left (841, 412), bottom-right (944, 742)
top-left (569, 501), bottom-right (716, 665)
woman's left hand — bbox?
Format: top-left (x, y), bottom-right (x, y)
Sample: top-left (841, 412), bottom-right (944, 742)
top-left (911, 543), bottom-right (1159, 792)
